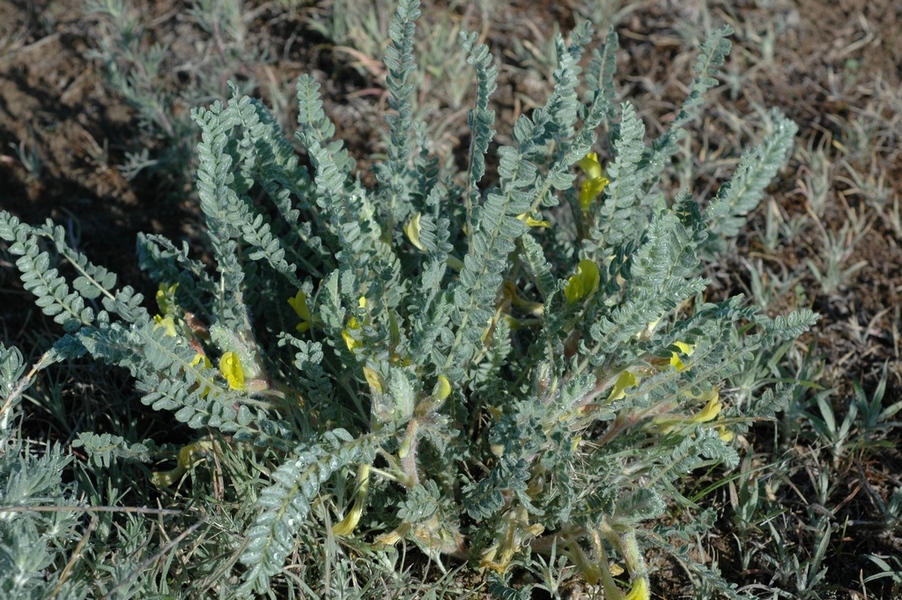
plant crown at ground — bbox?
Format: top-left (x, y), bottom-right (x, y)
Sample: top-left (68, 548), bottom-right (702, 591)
top-left (0, 0), bottom-right (816, 596)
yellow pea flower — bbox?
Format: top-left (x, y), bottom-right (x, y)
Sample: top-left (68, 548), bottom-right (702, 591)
top-left (578, 152), bottom-right (603, 180)
top-left (404, 212), bottom-right (426, 251)
top-left (151, 439), bottom-right (215, 487)
top-left (342, 317), bottom-right (363, 351)
top-left (580, 178), bottom-right (609, 213)
top-left (153, 315), bottom-right (178, 337)
top-left (606, 370), bottom-right (639, 403)
top-left (219, 352), bottom-right (245, 391)
top-left (653, 389), bottom-right (725, 434)
top-left (624, 577), bottom-right (650, 600)
top-left (413, 374), bottom-right (453, 418)
top-left (332, 464), bottom-right (371, 536)
top-left (717, 426), bottom-right (735, 443)
top-left (479, 506), bottom-right (544, 573)
top-left (287, 290), bottom-right (312, 332)
top-left (376, 526), bottom-right (405, 546)
top-left (502, 281), bottom-right (544, 316)
top-left (565, 259), bottom-right (600, 304)
top-left (669, 341), bottom-right (696, 371)
top-left (190, 353), bottom-right (212, 369)
top-left (189, 353), bottom-right (213, 397)
top-left (577, 152), bottom-right (610, 214)
top-left (689, 389), bottom-right (722, 424)
top-left (341, 298), bottom-right (369, 352)
top-left (362, 366), bottom-right (384, 394)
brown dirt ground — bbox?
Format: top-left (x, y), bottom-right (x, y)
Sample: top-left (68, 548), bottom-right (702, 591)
top-left (2, 0), bottom-right (901, 597)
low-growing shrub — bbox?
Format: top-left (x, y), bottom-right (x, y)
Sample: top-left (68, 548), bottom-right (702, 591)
top-left (0, 0), bottom-right (815, 596)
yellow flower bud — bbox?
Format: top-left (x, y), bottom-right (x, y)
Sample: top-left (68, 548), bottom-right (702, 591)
top-left (434, 374), bottom-right (452, 401)
top-left (516, 212), bottom-right (551, 228)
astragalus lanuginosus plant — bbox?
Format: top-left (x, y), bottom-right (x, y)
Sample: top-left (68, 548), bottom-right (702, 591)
top-left (0, 0), bottom-right (815, 596)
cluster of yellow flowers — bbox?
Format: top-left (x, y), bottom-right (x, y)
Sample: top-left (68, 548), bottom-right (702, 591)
top-left (152, 283), bottom-right (246, 393)
top-left (287, 289), bottom-right (363, 353)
